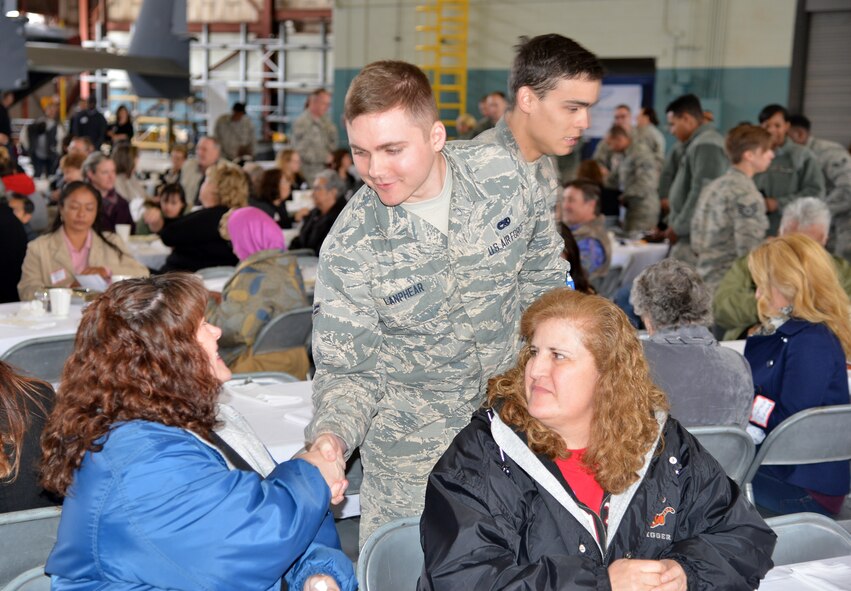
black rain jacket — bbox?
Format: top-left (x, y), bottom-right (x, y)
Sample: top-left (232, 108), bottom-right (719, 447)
top-left (418, 408), bottom-right (776, 590)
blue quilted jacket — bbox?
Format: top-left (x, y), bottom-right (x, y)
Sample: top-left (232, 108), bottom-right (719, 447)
top-left (46, 420), bottom-right (356, 591)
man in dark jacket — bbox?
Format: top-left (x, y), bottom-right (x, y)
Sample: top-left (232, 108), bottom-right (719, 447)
top-left (69, 97), bottom-right (108, 150)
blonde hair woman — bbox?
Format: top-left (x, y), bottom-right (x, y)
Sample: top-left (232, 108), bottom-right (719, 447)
top-left (275, 148), bottom-right (308, 190)
top-left (744, 233), bottom-right (851, 516)
top-left (158, 162), bottom-right (248, 272)
top-left (419, 288), bottom-right (775, 591)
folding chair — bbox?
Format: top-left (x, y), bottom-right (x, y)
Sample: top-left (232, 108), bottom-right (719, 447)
top-left (765, 512), bottom-right (851, 566)
top-left (741, 404), bottom-right (851, 503)
top-left (688, 425), bottom-right (755, 486)
top-left (1, 335), bottom-right (76, 384)
top-left (357, 516), bottom-right (422, 591)
top-left (0, 506), bottom-right (61, 589)
top-left (252, 307), bottom-right (314, 356)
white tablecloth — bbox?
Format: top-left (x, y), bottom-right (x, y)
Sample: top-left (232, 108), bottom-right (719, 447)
top-left (221, 377), bottom-right (359, 518)
top-left (126, 237), bottom-right (172, 271)
top-left (610, 240), bottom-right (669, 288)
top-left (0, 302), bottom-right (83, 357)
top-left (761, 554), bottom-right (851, 590)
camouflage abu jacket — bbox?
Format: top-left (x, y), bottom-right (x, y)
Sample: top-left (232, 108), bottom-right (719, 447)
top-left (306, 140), bottom-right (567, 452)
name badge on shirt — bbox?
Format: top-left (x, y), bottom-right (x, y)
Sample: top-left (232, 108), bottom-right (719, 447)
top-left (49, 268), bottom-right (67, 285)
top-left (750, 394), bottom-right (775, 428)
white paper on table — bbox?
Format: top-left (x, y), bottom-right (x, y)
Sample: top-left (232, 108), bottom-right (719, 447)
top-left (787, 559), bottom-right (851, 591)
top-left (225, 382), bottom-right (302, 407)
top-left (0, 314), bottom-right (57, 329)
top-left (283, 408), bottom-right (312, 427)
top-left (75, 273), bottom-right (110, 292)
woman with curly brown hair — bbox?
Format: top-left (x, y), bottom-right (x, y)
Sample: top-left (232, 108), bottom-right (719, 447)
top-left (418, 288), bottom-right (775, 591)
top-left (40, 273), bottom-right (355, 591)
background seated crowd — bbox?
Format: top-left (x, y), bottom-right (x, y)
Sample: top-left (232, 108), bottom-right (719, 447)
top-left (1, 34), bottom-right (850, 591)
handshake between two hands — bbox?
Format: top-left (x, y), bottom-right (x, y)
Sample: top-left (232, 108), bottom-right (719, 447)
top-left (296, 434), bottom-right (350, 591)
top-left (297, 433), bottom-right (349, 505)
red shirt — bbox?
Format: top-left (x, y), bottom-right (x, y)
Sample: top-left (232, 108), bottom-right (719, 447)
top-left (556, 449), bottom-right (604, 515)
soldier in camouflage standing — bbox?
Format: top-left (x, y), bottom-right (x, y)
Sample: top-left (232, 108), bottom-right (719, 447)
top-left (664, 94), bottom-right (729, 264)
top-left (691, 124), bottom-right (773, 294)
top-left (605, 124), bottom-right (660, 233)
top-left (292, 89), bottom-right (339, 183)
top-left (476, 34), bottom-right (603, 211)
top-left (788, 114), bottom-right (851, 261)
top-left (306, 61), bottom-right (567, 545)
top-left (754, 104), bottom-right (824, 236)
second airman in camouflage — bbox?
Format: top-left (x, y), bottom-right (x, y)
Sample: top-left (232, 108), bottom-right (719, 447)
top-left (476, 34), bottom-right (603, 212)
top-left (789, 114), bottom-right (851, 261)
top-left (691, 124), bottom-right (773, 294)
top-left (754, 105), bottom-right (825, 236)
top-left (605, 124), bottom-right (660, 233)
top-left (305, 61), bottom-right (567, 546)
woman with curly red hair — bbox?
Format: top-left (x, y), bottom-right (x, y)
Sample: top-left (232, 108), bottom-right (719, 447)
top-left (418, 288), bottom-right (775, 591)
top-left (40, 273), bottom-right (355, 591)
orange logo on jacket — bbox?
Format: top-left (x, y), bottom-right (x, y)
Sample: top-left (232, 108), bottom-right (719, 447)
top-left (650, 507), bottom-right (675, 528)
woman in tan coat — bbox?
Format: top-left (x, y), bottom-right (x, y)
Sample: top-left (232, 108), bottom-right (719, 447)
top-left (17, 181), bottom-right (148, 300)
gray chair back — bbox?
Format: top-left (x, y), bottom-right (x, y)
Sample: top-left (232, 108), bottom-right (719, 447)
top-left (195, 266), bottom-right (236, 280)
top-left (688, 425), bottom-right (755, 485)
top-left (0, 506), bottom-right (61, 589)
top-left (766, 512), bottom-right (851, 566)
top-left (1, 336), bottom-right (76, 384)
top-left (357, 516), bottom-right (422, 591)
top-left (252, 307), bottom-right (313, 356)
top-left (742, 404), bottom-right (851, 503)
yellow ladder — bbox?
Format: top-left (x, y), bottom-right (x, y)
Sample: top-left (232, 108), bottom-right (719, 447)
top-left (415, 0), bottom-right (469, 137)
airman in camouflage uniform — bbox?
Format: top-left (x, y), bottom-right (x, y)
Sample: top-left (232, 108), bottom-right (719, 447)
top-left (476, 119), bottom-right (561, 211)
top-left (292, 89), bottom-right (339, 183)
top-left (810, 139), bottom-right (851, 260)
top-left (635, 106), bottom-right (667, 167)
top-left (305, 61), bottom-right (567, 546)
top-left (788, 115), bottom-right (851, 261)
top-left (605, 125), bottom-right (660, 233)
top-left (665, 95), bottom-right (729, 264)
top-left (692, 169), bottom-right (768, 293)
top-left (475, 35), bottom-right (603, 213)
top-left (754, 105), bottom-right (825, 236)
top-left (691, 124), bottom-right (774, 293)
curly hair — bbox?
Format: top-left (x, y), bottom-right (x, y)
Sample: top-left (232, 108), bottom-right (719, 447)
top-left (630, 259), bottom-right (712, 330)
top-left (487, 288), bottom-right (668, 494)
top-left (40, 273), bottom-right (222, 495)
top-left (0, 361), bottom-right (50, 482)
top-left (749, 233), bottom-right (851, 356)
top-left (205, 161), bottom-right (249, 210)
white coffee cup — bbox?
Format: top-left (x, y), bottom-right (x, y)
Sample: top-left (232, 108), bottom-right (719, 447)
top-left (115, 224), bottom-right (132, 243)
top-left (48, 288), bottom-right (73, 317)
